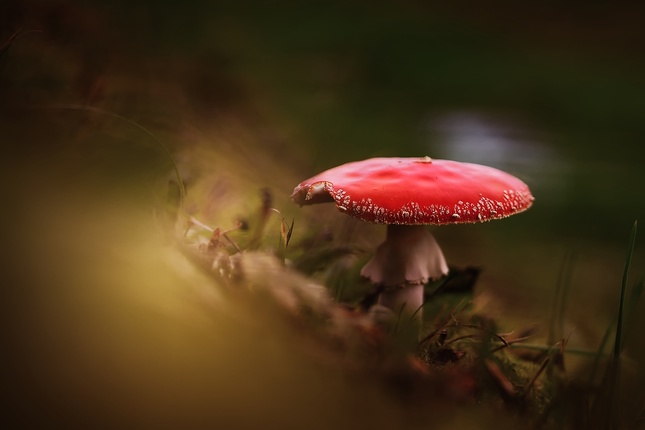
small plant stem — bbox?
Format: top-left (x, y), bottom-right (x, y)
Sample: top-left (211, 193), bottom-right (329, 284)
top-left (548, 250), bottom-right (575, 348)
top-left (418, 299), bottom-right (468, 347)
top-left (523, 354), bottom-right (551, 397)
top-left (604, 220), bottom-right (637, 428)
top-left (43, 104), bottom-right (186, 204)
top-left (494, 342), bottom-right (603, 357)
top-left (614, 221), bottom-right (637, 359)
top-left (188, 216), bottom-right (215, 233)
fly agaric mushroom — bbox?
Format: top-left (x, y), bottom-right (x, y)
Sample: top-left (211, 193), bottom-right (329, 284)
top-left (291, 156), bottom-right (534, 318)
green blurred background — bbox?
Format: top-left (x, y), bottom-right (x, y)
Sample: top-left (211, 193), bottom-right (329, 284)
top-left (2, 0), bottom-right (644, 427)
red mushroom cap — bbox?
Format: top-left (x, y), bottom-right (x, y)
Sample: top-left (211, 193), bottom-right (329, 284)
top-left (292, 156), bottom-right (534, 225)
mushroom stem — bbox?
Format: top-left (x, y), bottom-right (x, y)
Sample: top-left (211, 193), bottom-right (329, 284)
top-left (360, 224), bottom-right (449, 317)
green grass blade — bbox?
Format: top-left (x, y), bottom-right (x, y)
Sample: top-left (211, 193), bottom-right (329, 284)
top-left (622, 279), bottom-right (644, 347)
top-left (602, 220), bottom-right (638, 428)
top-left (500, 342), bottom-right (603, 357)
top-left (614, 220), bottom-right (637, 359)
top-left (588, 279), bottom-right (643, 387)
top-left (548, 250), bottom-right (576, 349)
top-left (588, 316), bottom-right (616, 386)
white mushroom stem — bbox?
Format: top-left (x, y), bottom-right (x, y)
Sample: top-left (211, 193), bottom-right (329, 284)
top-left (360, 224), bottom-right (449, 317)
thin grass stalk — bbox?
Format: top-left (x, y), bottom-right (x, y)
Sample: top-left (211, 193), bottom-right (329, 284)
top-left (615, 221), bottom-right (637, 357)
top-left (548, 250), bottom-right (575, 349)
top-left (604, 220), bottom-right (637, 428)
top-left (43, 104), bottom-right (186, 204)
top-left (589, 279), bottom-right (643, 387)
top-left (622, 279), bottom-right (644, 347)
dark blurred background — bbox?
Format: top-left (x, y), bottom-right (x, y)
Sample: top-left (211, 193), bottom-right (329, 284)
top-left (2, 0), bottom-right (645, 427)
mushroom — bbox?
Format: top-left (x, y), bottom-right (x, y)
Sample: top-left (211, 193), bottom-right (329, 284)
top-left (291, 156), bottom-right (534, 319)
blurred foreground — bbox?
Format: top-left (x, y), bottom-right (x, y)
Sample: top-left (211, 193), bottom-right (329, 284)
top-left (2, 111), bottom-right (515, 429)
